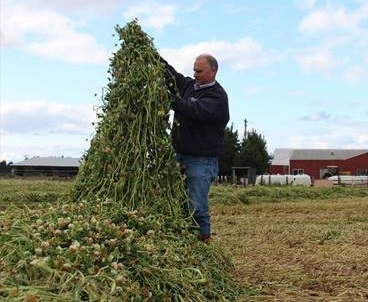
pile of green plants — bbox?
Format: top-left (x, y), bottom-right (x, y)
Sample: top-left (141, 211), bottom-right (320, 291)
top-left (72, 20), bottom-right (185, 216)
top-left (0, 198), bottom-right (236, 301)
top-left (0, 20), bottom-right (239, 301)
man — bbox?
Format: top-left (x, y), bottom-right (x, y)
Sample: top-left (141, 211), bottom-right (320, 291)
top-left (161, 54), bottom-right (229, 242)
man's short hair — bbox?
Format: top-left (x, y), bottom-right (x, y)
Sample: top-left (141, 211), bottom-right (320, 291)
top-left (197, 54), bottom-right (218, 71)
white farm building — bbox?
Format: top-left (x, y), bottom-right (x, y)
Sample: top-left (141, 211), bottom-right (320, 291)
top-left (11, 156), bottom-right (81, 177)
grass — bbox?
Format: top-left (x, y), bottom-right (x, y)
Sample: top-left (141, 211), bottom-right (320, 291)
top-left (0, 178), bottom-right (72, 208)
top-left (1, 178), bottom-right (368, 301)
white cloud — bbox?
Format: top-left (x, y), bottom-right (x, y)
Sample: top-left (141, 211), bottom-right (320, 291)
top-left (343, 65), bottom-right (368, 82)
top-left (0, 100), bottom-right (96, 135)
top-left (299, 3), bottom-right (368, 33)
top-left (244, 85), bottom-right (262, 97)
top-left (357, 133), bottom-right (368, 144)
top-left (297, 48), bottom-right (339, 76)
top-left (299, 111), bottom-right (331, 121)
top-left (160, 38), bottom-right (277, 74)
top-left (299, 7), bottom-right (352, 33)
top-left (357, 29), bottom-right (368, 50)
top-left (223, 4), bottom-right (252, 14)
top-left (4, 0), bottom-right (120, 16)
top-left (0, 132), bottom-right (91, 163)
top-left (0, 3), bottom-right (109, 63)
top-left (184, 1), bottom-right (204, 13)
top-left (123, 1), bottom-right (178, 30)
top-left (0, 99), bottom-right (97, 162)
top-left (295, 2), bottom-right (368, 81)
top-left (295, 0), bottom-right (317, 10)
top-left (27, 31), bottom-right (108, 64)
top-left (265, 121), bottom-right (368, 151)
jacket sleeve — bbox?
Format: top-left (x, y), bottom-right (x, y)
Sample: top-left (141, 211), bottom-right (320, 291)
top-left (160, 56), bottom-right (191, 96)
top-left (173, 90), bottom-right (229, 123)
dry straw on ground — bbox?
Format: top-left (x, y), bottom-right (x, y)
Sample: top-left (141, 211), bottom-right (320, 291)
top-left (212, 196), bottom-right (368, 301)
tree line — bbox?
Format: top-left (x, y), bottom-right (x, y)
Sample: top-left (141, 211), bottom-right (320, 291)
top-left (219, 120), bottom-right (270, 181)
top-left (0, 119), bottom-right (270, 180)
top-left (0, 160), bottom-right (12, 175)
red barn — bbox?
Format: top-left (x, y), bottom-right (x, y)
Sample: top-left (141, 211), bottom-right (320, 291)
top-left (269, 149), bottom-right (368, 180)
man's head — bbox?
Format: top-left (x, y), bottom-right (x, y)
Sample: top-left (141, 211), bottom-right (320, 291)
top-left (193, 54), bottom-right (218, 85)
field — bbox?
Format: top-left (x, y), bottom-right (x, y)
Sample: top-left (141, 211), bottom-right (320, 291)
top-left (210, 185), bottom-right (368, 301)
top-left (1, 178), bottom-right (368, 301)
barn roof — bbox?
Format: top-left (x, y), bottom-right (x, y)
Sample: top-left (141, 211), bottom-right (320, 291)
top-left (270, 148), bottom-right (293, 166)
top-left (11, 156), bottom-right (81, 167)
top-left (271, 149), bottom-right (368, 165)
top-left (290, 149), bottom-right (368, 160)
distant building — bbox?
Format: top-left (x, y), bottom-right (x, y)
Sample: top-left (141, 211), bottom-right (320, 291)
top-left (11, 156), bottom-right (81, 177)
top-left (269, 149), bottom-right (368, 180)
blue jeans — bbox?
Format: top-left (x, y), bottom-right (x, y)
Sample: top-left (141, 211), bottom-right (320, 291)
top-left (176, 153), bottom-right (219, 236)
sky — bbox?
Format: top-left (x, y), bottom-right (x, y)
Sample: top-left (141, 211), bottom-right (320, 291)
top-left (1, 0), bottom-right (368, 163)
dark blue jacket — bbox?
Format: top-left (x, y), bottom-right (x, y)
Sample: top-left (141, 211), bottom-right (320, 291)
top-left (162, 59), bottom-right (230, 157)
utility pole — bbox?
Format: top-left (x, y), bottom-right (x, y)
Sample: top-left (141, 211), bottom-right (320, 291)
top-left (243, 119), bottom-right (247, 140)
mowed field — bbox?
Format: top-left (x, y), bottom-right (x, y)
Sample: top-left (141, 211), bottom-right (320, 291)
top-left (1, 178), bottom-right (368, 301)
top-left (212, 195), bottom-right (368, 301)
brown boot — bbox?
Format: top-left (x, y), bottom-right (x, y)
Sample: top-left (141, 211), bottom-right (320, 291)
top-left (198, 234), bottom-right (211, 243)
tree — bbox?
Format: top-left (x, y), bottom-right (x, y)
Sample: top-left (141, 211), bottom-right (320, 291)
top-left (219, 121), bottom-right (271, 182)
top-left (0, 160), bottom-right (12, 175)
top-left (219, 124), bottom-right (241, 178)
top-left (238, 128), bottom-right (270, 174)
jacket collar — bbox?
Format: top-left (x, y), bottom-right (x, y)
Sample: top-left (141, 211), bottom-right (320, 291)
top-left (194, 81), bottom-right (216, 91)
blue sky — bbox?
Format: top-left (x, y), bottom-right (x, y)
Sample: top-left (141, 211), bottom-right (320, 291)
top-left (1, 0), bottom-right (368, 163)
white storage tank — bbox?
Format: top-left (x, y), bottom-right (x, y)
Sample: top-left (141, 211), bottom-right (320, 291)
top-left (328, 175), bottom-right (368, 186)
top-left (255, 174), bottom-right (312, 186)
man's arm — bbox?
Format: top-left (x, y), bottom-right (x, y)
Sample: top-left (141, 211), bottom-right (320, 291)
top-left (160, 56), bottom-right (191, 96)
top-left (173, 91), bottom-right (229, 123)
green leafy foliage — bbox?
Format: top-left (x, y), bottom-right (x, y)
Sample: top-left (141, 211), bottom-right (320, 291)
top-left (0, 199), bottom-right (238, 301)
top-left (73, 20), bottom-right (186, 216)
top-left (219, 124), bottom-right (241, 177)
top-left (238, 129), bottom-right (270, 175)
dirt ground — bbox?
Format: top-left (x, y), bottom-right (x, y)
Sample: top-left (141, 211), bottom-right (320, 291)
top-left (313, 179), bottom-right (333, 187)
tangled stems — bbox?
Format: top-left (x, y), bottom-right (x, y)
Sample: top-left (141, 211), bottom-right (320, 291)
top-left (73, 20), bottom-right (187, 217)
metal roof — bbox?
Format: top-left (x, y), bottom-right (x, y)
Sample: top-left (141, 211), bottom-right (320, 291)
top-left (11, 156), bottom-right (81, 167)
top-left (271, 149), bottom-right (368, 165)
top-left (290, 149), bottom-right (368, 160)
top-left (270, 148), bottom-right (293, 166)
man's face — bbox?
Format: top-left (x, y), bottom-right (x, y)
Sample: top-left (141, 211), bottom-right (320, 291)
top-left (193, 57), bottom-right (216, 85)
